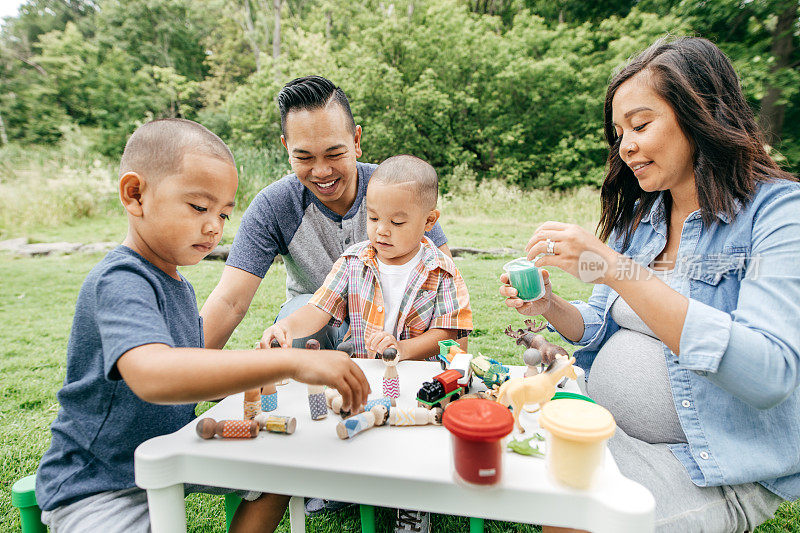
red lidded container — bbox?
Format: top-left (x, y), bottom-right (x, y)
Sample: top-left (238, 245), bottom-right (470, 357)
top-left (442, 398), bottom-right (514, 486)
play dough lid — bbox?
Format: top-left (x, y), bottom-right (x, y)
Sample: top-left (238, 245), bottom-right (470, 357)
top-left (503, 257), bottom-right (536, 272)
top-left (539, 399), bottom-right (615, 442)
top-left (443, 398), bottom-right (514, 442)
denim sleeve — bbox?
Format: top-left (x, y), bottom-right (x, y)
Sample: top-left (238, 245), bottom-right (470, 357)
top-left (679, 188), bottom-right (800, 409)
top-left (547, 283), bottom-right (609, 346)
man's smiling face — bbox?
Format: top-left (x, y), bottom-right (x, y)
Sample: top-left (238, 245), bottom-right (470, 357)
top-left (281, 102), bottom-right (362, 216)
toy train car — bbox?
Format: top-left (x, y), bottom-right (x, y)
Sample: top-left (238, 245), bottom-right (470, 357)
top-left (416, 369), bottom-right (468, 409)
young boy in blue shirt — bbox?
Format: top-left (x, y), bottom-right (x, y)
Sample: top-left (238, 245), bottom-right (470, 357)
top-left (35, 118), bottom-right (370, 532)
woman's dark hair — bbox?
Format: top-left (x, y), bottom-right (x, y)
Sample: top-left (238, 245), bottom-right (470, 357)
top-left (277, 75), bottom-right (355, 138)
top-left (598, 36), bottom-right (795, 248)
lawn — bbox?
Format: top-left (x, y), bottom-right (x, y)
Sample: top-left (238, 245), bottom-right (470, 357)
top-left (1, 173), bottom-right (798, 531)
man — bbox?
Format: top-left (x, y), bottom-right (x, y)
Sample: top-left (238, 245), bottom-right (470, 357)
top-left (202, 75), bottom-right (449, 352)
top-left (200, 75), bottom-right (447, 530)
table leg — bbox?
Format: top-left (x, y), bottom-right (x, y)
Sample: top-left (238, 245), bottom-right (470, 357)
top-left (289, 495), bottom-right (306, 533)
top-left (469, 517), bottom-right (484, 532)
top-left (146, 484), bottom-right (186, 533)
top-left (359, 504), bottom-right (376, 533)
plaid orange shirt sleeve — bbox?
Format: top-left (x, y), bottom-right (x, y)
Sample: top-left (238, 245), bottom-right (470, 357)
top-left (428, 264), bottom-right (473, 339)
top-left (309, 255), bottom-right (349, 327)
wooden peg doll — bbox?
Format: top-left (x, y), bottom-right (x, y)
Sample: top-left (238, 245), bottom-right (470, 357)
top-left (381, 347), bottom-right (400, 399)
top-left (254, 413), bottom-right (297, 434)
top-left (523, 347), bottom-right (543, 377)
top-left (196, 418), bottom-right (259, 439)
top-left (329, 393), bottom-right (395, 417)
top-left (243, 388), bottom-right (261, 420)
top-left (336, 339), bottom-right (355, 357)
top-left (336, 404), bottom-right (388, 440)
top-left (261, 383), bottom-right (278, 412)
top-left (304, 339), bottom-right (328, 420)
top-left (388, 406), bottom-right (444, 426)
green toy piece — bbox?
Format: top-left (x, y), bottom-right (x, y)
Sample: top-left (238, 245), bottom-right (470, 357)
top-left (507, 434), bottom-right (546, 456)
top-left (469, 354), bottom-right (510, 389)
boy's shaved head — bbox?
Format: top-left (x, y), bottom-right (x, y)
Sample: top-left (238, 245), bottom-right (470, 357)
top-left (370, 155), bottom-right (438, 210)
top-left (119, 118), bottom-right (234, 181)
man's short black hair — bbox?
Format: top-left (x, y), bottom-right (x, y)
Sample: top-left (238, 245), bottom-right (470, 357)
top-left (277, 75), bottom-right (356, 137)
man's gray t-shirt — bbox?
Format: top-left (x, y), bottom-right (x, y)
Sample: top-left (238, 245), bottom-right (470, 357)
top-left (227, 161), bottom-right (447, 302)
top-left (36, 246), bottom-right (202, 511)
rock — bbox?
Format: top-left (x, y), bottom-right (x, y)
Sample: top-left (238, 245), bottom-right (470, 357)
top-left (0, 237), bottom-right (28, 251)
top-left (18, 242), bottom-right (83, 256)
top-left (78, 242), bottom-right (118, 254)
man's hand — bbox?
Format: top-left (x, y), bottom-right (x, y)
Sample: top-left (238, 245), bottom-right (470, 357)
top-left (366, 331), bottom-right (400, 358)
top-left (260, 322), bottom-right (293, 349)
top-left (291, 350), bottom-right (370, 413)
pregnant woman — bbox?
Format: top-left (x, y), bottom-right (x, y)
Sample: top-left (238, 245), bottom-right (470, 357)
top-left (501, 37), bottom-right (800, 533)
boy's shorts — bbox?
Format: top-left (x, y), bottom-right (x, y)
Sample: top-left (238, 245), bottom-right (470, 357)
top-left (40, 484), bottom-right (260, 533)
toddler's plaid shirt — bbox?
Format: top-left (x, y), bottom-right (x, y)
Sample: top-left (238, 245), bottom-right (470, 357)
top-left (309, 237), bottom-right (473, 358)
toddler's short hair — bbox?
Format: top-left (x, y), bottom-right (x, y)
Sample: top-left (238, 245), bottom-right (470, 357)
top-left (118, 118), bottom-right (234, 181)
top-left (370, 155), bottom-right (438, 210)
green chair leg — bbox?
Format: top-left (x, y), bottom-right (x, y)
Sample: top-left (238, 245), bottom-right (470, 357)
top-left (469, 516), bottom-right (484, 533)
top-left (11, 474), bottom-right (47, 533)
top-left (359, 504), bottom-right (376, 533)
top-left (224, 493), bottom-right (242, 531)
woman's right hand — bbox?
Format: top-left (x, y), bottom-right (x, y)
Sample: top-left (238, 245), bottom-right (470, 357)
top-left (499, 269), bottom-right (553, 317)
top-left (259, 322), bottom-right (292, 349)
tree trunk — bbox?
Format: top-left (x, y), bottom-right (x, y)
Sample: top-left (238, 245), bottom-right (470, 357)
top-left (273, 0), bottom-right (282, 80)
top-left (758, 0), bottom-right (797, 146)
top-left (325, 9), bottom-right (332, 41)
top-left (242, 0), bottom-right (261, 72)
top-left (0, 111), bottom-right (8, 146)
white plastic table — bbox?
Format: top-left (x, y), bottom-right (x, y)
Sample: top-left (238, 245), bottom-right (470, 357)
top-left (135, 359), bottom-right (654, 532)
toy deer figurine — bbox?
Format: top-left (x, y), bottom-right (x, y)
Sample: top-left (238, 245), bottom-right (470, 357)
top-left (336, 404), bottom-right (389, 439)
top-left (496, 356), bottom-right (578, 433)
top-left (505, 319), bottom-right (569, 376)
top-left (304, 339), bottom-right (328, 420)
top-left (381, 347), bottom-right (400, 399)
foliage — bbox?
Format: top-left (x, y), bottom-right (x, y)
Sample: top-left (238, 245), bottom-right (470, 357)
top-left (1, 0), bottom-right (798, 182)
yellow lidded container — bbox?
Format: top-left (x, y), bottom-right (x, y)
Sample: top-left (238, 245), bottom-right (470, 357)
top-left (538, 399), bottom-right (616, 489)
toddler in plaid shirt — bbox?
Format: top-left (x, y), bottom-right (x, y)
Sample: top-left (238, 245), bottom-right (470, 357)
top-left (261, 154), bottom-right (473, 361)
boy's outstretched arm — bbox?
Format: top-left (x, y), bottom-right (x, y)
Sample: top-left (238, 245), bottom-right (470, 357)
top-left (260, 304), bottom-right (334, 348)
top-left (367, 329), bottom-right (459, 362)
top-left (116, 345), bottom-right (370, 410)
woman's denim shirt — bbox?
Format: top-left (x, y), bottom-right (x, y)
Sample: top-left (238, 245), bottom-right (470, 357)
top-left (558, 179), bottom-right (800, 500)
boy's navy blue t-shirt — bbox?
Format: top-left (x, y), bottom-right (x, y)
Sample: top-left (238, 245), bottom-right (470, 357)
top-left (36, 246), bottom-right (202, 511)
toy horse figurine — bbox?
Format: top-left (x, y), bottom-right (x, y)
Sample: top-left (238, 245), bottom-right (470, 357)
top-left (505, 319), bottom-right (569, 375)
top-left (496, 356), bottom-right (578, 433)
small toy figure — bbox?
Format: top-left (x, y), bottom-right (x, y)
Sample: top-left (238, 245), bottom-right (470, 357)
top-left (261, 383), bottom-right (278, 412)
top-left (416, 369), bottom-right (467, 409)
top-left (507, 434), bottom-right (546, 456)
top-left (243, 388), bottom-right (261, 420)
top-left (496, 356), bottom-right (578, 433)
top-left (325, 389), bottom-right (395, 417)
top-left (336, 339), bottom-right (355, 356)
top-left (523, 348), bottom-right (543, 377)
top-left (381, 347), bottom-right (400, 399)
top-left (196, 418), bottom-right (259, 439)
top-left (469, 355), bottom-right (510, 389)
top-left (388, 406), bottom-right (443, 426)
top-left (254, 413), bottom-right (297, 434)
top-left (304, 339), bottom-right (328, 420)
top-left (504, 319), bottom-right (569, 370)
top-left (336, 404), bottom-right (388, 439)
